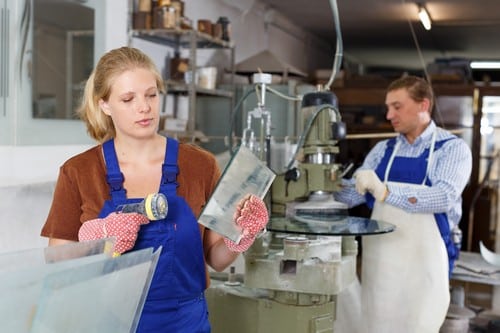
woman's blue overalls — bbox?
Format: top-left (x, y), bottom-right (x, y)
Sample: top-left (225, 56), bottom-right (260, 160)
top-left (100, 138), bottom-right (211, 333)
top-left (366, 136), bottom-right (459, 276)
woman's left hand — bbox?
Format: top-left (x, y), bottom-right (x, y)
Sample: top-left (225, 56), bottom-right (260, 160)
top-left (224, 194), bottom-right (269, 252)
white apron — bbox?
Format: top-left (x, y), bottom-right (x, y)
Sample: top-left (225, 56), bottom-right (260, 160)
top-left (361, 133), bottom-right (450, 333)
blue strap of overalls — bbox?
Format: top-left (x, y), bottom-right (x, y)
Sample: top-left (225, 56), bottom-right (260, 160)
top-left (160, 137), bottom-right (179, 196)
top-left (103, 138), bottom-right (180, 202)
top-left (103, 139), bottom-right (127, 205)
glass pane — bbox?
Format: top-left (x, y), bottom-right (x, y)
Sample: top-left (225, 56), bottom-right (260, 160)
top-left (32, 0), bottom-right (94, 119)
top-left (0, 238), bottom-right (113, 273)
top-left (198, 145), bottom-right (276, 242)
top-left (32, 248), bottom-right (159, 333)
top-left (0, 245), bottom-right (160, 333)
top-left (267, 216), bottom-right (396, 236)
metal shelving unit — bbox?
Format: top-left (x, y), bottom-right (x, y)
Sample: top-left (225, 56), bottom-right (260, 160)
top-left (130, 28), bottom-right (235, 142)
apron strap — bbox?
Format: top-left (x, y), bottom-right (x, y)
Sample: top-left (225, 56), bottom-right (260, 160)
top-left (103, 139), bottom-right (127, 204)
top-left (381, 131), bottom-right (458, 276)
top-left (384, 130), bottom-right (437, 185)
top-left (422, 130), bottom-right (437, 185)
top-left (384, 139), bottom-right (400, 183)
top-left (160, 137), bottom-right (180, 195)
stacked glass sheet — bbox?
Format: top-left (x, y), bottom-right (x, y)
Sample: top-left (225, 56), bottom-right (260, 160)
top-left (0, 239), bottom-right (160, 333)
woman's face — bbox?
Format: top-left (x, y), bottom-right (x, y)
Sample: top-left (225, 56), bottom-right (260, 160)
top-left (99, 67), bottom-right (160, 140)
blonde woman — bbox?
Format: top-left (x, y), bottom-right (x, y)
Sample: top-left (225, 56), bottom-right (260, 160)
top-left (41, 47), bottom-right (267, 332)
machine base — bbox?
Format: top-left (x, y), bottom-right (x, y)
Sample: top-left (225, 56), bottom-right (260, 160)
top-left (206, 280), bottom-right (336, 333)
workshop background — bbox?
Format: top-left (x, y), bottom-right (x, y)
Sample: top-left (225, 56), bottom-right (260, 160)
top-left (2, 0), bottom-right (500, 332)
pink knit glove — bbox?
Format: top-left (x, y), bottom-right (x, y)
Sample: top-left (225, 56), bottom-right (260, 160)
top-left (78, 212), bottom-right (150, 254)
top-left (224, 194), bottom-right (269, 252)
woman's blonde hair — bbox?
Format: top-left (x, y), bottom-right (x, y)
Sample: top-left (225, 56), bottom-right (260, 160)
top-left (78, 47), bottom-right (165, 143)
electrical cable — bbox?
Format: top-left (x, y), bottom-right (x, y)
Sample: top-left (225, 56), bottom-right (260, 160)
top-left (265, 86), bottom-right (302, 102)
top-left (403, 0), bottom-right (429, 78)
top-left (279, 0), bottom-right (344, 170)
top-left (286, 104), bottom-right (341, 170)
top-left (324, 0), bottom-right (343, 91)
top-left (403, 0), bottom-right (446, 128)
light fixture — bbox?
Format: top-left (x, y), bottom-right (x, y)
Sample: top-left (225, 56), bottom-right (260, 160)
top-left (470, 61), bottom-right (500, 69)
top-left (417, 4), bottom-right (432, 30)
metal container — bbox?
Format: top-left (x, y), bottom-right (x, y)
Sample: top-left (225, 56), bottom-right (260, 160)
top-left (154, 5), bottom-right (176, 29)
top-left (162, 6), bottom-right (176, 28)
top-left (170, 0), bottom-right (184, 17)
top-left (216, 16), bottom-right (231, 41)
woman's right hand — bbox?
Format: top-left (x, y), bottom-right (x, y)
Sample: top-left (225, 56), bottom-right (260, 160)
top-left (78, 212), bottom-right (150, 254)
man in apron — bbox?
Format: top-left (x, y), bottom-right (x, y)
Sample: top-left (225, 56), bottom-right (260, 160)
top-left (335, 75), bottom-right (472, 333)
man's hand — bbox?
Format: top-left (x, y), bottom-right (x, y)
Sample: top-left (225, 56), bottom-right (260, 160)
top-left (355, 169), bottom-right (388, 202)
top-left (224, 194), bottom-right (269, 253)
top-left (78, 212), bottom-right (150, 254)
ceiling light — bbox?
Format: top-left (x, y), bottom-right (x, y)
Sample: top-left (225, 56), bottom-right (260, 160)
top-left (417, 4), bottom-right (432, 30)
top-left (470, 61), bottom-right (500, 69)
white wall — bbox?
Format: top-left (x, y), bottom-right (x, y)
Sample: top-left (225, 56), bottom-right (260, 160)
top-left (0, 183), bottom-right (56, 253)
top-left (0, 145), bottom-right (92, 186)
top-left (0, 145), bottom-right (92, 253)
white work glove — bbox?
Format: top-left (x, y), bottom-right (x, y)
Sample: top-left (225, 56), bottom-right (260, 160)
top-left (354, 169), bottom-right (388, 202)
top-left (224, 194), bottom-right (269, 253)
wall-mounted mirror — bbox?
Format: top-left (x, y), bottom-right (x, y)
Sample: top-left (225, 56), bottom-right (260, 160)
top-left (33, 0), bottom-right (94, 119)
top-left (1, 0), bottom-right (126, 145)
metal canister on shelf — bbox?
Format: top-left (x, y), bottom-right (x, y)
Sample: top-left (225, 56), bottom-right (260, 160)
top-left (216, 16), bottom-right (231, 41)
top-left (170, 0), bottom-right (184, 18)
top-left (162, 6), bottom-right (177, 28)
top-left (153, 5), bottom-right (176, 29)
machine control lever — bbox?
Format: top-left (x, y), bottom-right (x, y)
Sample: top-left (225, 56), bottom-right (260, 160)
top-left (331, 121), bottom-right (346, 140)
top-left (285, 168), bottom-right (300, 182)
top-left (284, 168), bottom-right (301, 196)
